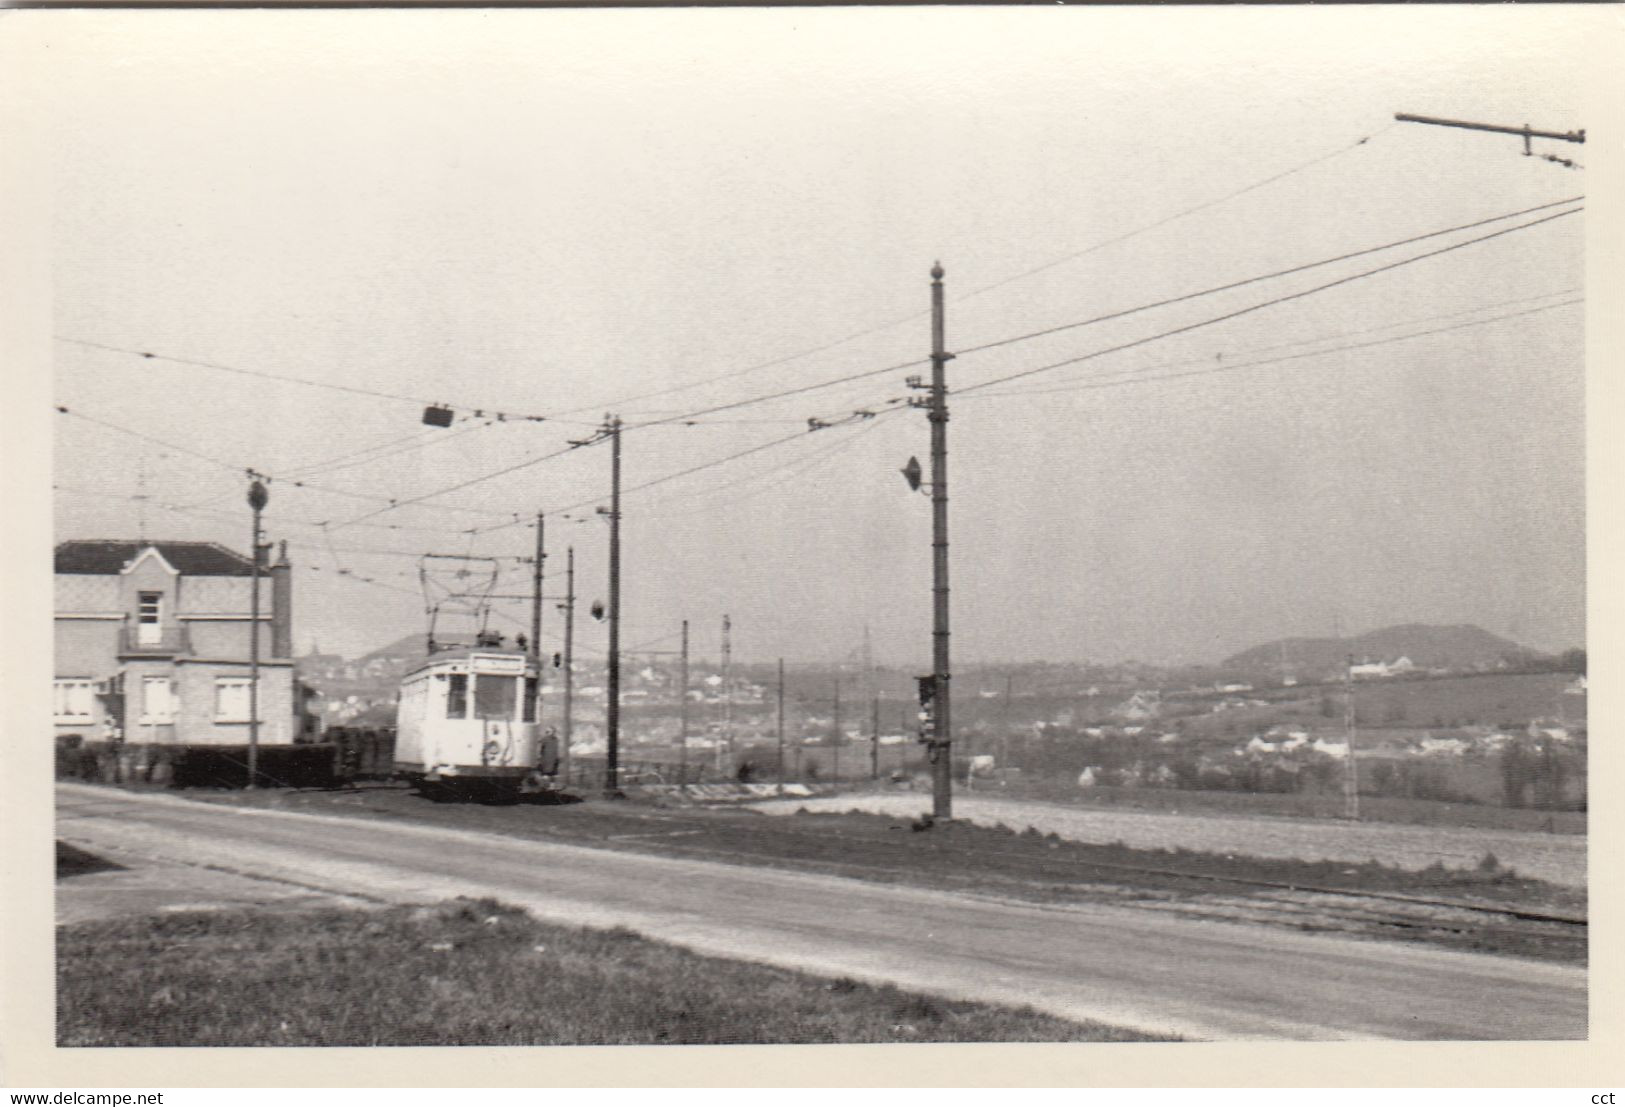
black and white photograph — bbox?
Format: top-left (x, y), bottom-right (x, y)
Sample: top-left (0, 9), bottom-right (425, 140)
top-left (3, 1), bottom-right (1620, 1086)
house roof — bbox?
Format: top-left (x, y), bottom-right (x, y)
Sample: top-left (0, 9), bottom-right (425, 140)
top-left (54, 540), bottom-right (257, 577)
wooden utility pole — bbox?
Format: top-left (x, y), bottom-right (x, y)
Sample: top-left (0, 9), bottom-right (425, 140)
top-left (927, 263), bottom-right (954, 818)
top-left (1344, 652), bottom-right (1360, 821)
top-left (530, 512), bottom-right (545, 728)
top-left (1001, 672), bottom-right (1013, 770)
top-left (679, 619), bottom-right (690, 791)
top-left (776, 657), bottom-right (786, 795)
top-left (560, 546), bottom-right (575, 785)
top-left (832, 676), bottom-right (841, 784)
top-left (721, 613), bottom-right (733, 775)
top-left (870, 690), bottom-right (881, 781)
top-left (604, 416), bottom-right (623, 798)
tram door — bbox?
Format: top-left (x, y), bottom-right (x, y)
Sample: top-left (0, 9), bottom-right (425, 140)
top-left (473, 671), bottom-right (519, 766)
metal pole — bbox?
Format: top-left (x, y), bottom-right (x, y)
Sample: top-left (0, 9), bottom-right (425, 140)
top-left (929, 262), bottom-right (953, 819)
top-left (1394, 113), bottom-right (1584, 145)
top-left (561, 546), bottom-right (575, 786)
top-left (721, 613), bottom-right (733, 777)
top-left (605, 416), bottom-right (622, 797)
top-left (530, 513), bottom-right (544, 732)
top-left (832, 676), bottom-right (841, 784)
top-left (1344, 652), bottom-right (1360, 820)
top-left (679, 619), bottom-right (690, 791)
top-left (246, 476), bottom-right (266, 790)
top-left (776, 657), bottom-right (785, 796)
top-left (871, 691), bottom-right (880, 781)
top-left (1001, 672), bottom-right (1014, 774)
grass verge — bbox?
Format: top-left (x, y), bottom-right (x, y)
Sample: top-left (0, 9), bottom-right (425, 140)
top-left (58, 898), bottom-right (1164, 1046)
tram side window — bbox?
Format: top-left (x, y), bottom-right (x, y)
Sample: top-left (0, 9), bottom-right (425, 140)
top-left (446, 674), bottom-right (468, 719)
top-left (474, 674), bottom-right (518, 720)
top-left (522, 677), bottom-right (538, 723)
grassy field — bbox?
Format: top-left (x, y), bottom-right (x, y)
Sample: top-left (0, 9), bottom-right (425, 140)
top-left (57, 898), bottom-right (1158, 1046)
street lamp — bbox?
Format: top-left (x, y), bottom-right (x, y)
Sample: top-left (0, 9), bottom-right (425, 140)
top-left (247, 476), bottom-right (268, 789)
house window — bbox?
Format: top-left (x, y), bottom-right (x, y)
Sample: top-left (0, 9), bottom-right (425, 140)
top-left (137, 592), bottom-right (163, 645)
top-left (140, 677), bottom-right (176, 724)
top-left (54, 679), bottom-right (95, 723)
top-left (214, 677), bottom-right (260, 722)
top-left (474, 674), bottom-right (517, 721)
top-left (446, 674), bottom-right (468, 719)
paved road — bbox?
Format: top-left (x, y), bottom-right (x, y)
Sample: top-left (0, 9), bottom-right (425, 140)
top-left (56, 783), bottom-right (1586, 1042)
top-left (753, 794), bottom-right (1588, 888)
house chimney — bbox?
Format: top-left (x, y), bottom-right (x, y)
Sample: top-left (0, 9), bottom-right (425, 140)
top-left (270, 540), bottom-right (292, 659)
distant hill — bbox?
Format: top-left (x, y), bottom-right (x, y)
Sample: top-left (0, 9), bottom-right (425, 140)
top-left (1222, 624), bottom-right (1536, 676)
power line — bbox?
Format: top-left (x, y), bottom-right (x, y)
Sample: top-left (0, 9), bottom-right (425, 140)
top-left (324, 431), bottom-right (610, 532)
top-left (961, 124), bottom-right (1399, 305)
top-left (966, 289), bottom-right (1583, 398)
top-left (631, 410), bottom-right (901, 520)
top-left (55, 336), bottom-right (555, 423)
top-left (54, 403), bottom-right (524, 521)
top-left (962, 297), bottom-right (1582, 399)
top-left (545, 122), bottom-right (1396, 419)
top-left (609, 197), bottom-right (1581, 433)
top-left (956, 205), bottom-right (1581, 397)
top-left (953, 195), bottom-right (1582, 360)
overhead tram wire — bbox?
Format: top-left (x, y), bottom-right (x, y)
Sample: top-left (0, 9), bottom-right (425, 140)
top-left (955, 205), bottom-right (1581, 398)
top-left (324, 432), bottom-right (612, 532)
top-left (96, 199), bottom-right (1572, 540)
top-left (965, 288), bottom-right (1584, 398)
top-left (632, 411), bottom-right (902, 521)
top-left (951, 195), bottom-right (1582, 360)
top-left (600, 196), bottom-right (1582, 433)
top-left (957, 123), bottom-right (1401, 305)
top-left (338, 200), bottom-right (1583, 538)
top-left (962, 297), bottom-right (1583, 400)
top-left (54, 404), bottom-right (525, 522)
top-left (540, 122), bottom-right (1398, 420)
top-left (54, 336), bottom-right (557, 424)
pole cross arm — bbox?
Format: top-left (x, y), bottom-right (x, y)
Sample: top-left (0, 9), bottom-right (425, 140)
top-left (1395, 113), bottom-right (1585, 144)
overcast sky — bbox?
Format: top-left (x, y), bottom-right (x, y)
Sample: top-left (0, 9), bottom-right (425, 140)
top-left (42, 7), bottom-right (1597, 665)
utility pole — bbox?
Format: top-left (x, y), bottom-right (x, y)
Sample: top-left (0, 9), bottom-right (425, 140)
top-left (870, 689), bottom-right (881, 781)
top-left (560, 546), bottom-right (575, 787)
top-left (604, 416), bottom-right (622, 798)
top-left (246, 475), bottom-right (267, 790)
top-left (1001, 672), bottom-right (1013, 770)
top-left (530, 513), bottom-right (545, 729)
top-left (721, 613), bottom-right (733, 777)
top-left (679, 619), bottom-right (690, 791)
top-left (832, 676), bottom-right (841, 784)
top-left (1395, 112), bottom-right (1585, 167)
top-left (1344, 652), bottom-right (1360, 821)
top-left (776, 657), bottom-right (786, 795)
top-left (926, 262), bottom-right (954, 819)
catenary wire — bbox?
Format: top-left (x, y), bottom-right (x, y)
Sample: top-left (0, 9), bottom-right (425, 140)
top-left (956, 205), bottom-right (1581, 396)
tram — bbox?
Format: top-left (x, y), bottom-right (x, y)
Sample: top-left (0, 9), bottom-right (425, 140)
top-left (394, 635), bottom-right (556, 798)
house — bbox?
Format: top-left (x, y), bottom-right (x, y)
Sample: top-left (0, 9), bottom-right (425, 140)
top-left (1111, 690), bottom-right (1159, 721)
top-left (54, 539), bottom-right (313, 747)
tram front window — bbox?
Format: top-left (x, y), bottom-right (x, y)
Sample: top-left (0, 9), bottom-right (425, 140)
top-left (474, 674), bottom-right (518, 720)
top-left (446, 674), bottom-right (468, 719)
